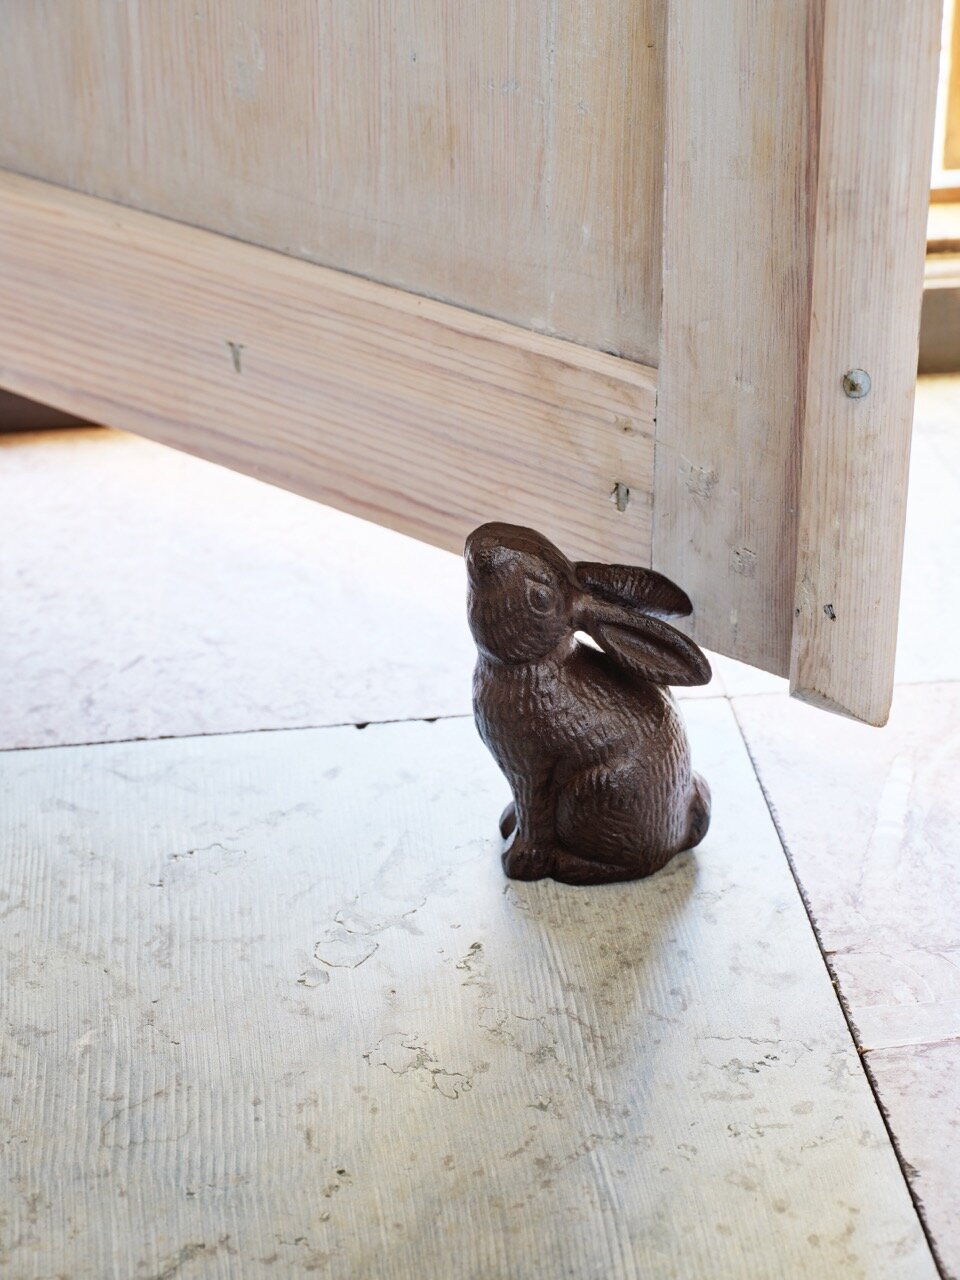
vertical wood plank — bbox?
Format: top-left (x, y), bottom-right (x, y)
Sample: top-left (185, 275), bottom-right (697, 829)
top-left (790, 0), bottom-right (943, 724)
top-left (654, 0), bottom-right (815, 676)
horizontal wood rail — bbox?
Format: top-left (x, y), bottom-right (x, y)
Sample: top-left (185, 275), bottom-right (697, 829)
top-left (0, 171), bottom-right (656, 566)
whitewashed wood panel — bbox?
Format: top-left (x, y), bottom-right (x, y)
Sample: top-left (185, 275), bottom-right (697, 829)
top-left (655, 0), bottom-right (814, 677)
top-left (0, 0), bottom-right (665, 363)
top-left (656, 0), bottom-right (941, 720)
top-left (0, 707), bottom-right (934, 1277)
top-left (789, 0), bottom-right (943, 724)
top-left (0, 172), bottom-right (657, 571)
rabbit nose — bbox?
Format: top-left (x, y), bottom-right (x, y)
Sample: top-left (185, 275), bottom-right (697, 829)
top-left (466, 526), bottom-right (496, 551)
top-left (464, 543), bottom-right (488, 582)
top-left (465, 529), bottom-right (503, 568)
top-left (466, 546), bottom-right (495, 579)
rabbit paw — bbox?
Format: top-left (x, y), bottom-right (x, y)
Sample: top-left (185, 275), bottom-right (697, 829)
top-left (501, 837), bottom-right (554, 881)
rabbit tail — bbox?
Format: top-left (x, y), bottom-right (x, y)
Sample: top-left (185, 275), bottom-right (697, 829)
top-left (683, 772), bottom-right (711, 851)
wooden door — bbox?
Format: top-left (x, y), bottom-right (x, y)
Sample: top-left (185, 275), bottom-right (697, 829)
top-left (0, 0), bottom-right (942, 724)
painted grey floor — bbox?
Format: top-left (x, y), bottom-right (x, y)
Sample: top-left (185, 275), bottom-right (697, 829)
top-left (3, 377), bottom-right (960, 1275)
top-left (729, 378), bottom-right (960, 1280)
top-left (734, 682), bottom-right (960, 1279)
top-left (0, 709), bottom-right (935, 1279)
top-left (0, 426), bottom-right (476, 748)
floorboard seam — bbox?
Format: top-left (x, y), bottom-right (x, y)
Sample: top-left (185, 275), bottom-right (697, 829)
top-left (11, 682), bottom-right (954, 753)
top-left (0, 712), bottom-right (477, 755)
top-left (729, 698), bottom-right (950, 1280)
top-left (724, 675), bottom-right (960, 704)
top-left (0, 694), bottom-right (737, 757)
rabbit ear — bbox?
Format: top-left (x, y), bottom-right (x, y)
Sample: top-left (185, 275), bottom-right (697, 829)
top-left (585, 612), bottom-right (712, 687)
top-left (575, 562), bottom-right (693, 619)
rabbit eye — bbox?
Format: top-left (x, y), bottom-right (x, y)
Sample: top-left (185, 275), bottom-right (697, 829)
top-left (526, 581), bottom-right (554, 613)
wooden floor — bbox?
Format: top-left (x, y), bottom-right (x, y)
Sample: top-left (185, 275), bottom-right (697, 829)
top-left (2, 381), bottom-right (959, 1277)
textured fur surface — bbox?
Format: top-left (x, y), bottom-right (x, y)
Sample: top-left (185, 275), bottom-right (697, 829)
top-left (466, 523), bottom-right (711, 885)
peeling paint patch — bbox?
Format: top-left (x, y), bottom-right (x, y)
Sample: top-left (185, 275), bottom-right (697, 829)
top-left (314, 927), bottom-right (378, 969)
top-left (308, 890), bottom-right (427, 977)
top-left (334, 896), bottom-right (425, 937)
top-left (364, 1033), bottom-right (473, 1099)
top-left (297, 967), bottom-right (331, 988)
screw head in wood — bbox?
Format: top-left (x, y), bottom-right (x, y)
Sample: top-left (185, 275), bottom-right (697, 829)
top-left (842, 368), bottom-right (871, 399)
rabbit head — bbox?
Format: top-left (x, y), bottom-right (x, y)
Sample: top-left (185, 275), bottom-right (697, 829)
top-left (465, 522), bottom-right (711, 686)
top-left (466, 523), bottom-right (576, 662)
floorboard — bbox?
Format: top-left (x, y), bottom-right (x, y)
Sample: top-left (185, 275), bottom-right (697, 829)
top-left (734, 682), bottom-right (960, 1277)
top-left (0, 427), bottom-right (475, 747)
top-left (0, 707), bottom-right (934, 1278)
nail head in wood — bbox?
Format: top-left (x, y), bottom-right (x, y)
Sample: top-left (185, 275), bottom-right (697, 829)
top-left (842, 368), bottom-right (871, 399)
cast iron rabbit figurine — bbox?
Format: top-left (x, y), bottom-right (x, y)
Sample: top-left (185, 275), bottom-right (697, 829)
top-left (465, 522), bottom-right (711, 885)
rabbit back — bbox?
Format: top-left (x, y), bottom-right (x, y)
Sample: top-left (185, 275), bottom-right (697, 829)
top-left (562, 646), bottom-right (702, 864)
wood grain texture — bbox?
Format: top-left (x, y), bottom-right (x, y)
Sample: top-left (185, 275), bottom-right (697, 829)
top-left (0, 0), bottom-right (665, 363)
top-left (654, 0), bottom-right (815, 677)
top-left (0, 171), bottom-right (656, 565)
top-left (0, 706), bottom-right (937, 1278)
top-left (789, 0), bottom-right (943, 724)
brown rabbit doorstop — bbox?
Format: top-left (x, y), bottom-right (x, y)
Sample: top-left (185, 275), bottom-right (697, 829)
top-left (466, 523), bottom-right (711, 886)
